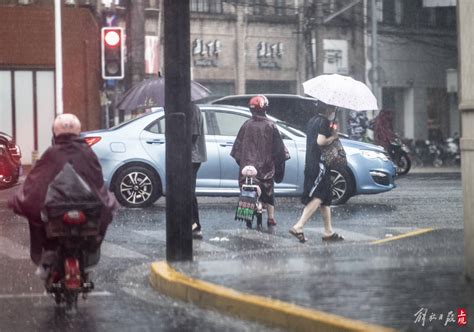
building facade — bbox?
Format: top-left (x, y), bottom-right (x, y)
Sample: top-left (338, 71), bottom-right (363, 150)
top-left (373, 0), bottom-right (458, 141)
top-left (1, 0), bottom-right (457, 166)
top-left (188, 0), bottom-right (366, 99)
top-left (0, 2), bottom-right (101, 164)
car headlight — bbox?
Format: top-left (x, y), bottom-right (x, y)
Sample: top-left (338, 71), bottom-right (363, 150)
top-left (361, 150), bottom-right (389, 161)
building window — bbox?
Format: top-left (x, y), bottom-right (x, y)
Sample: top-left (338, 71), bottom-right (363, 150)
top-left (274, 0), bottom-right (285, 16)
top-left (250, 0), bottom-right (265, 15)
top-left (394, 0), bottom-right (403, 25)
top-left (190, 0), bottom-right (223, 14)
top-left (420, 7), bottom-right (436, 27)
top-left (381, 0), bottom-right (395, 25)
top-left (436, 7), bottom-right (456, 28)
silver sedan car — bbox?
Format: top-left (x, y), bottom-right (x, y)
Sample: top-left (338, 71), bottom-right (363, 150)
top-left (82, 105), bottom-right (396, 208)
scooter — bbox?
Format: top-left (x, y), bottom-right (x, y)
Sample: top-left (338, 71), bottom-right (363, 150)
top-left (442, 136), bottom-right (461, 166)
top-left (388, 136), bottom-right (412, 175)
top-left (43, 209), bottom-right (99, 312)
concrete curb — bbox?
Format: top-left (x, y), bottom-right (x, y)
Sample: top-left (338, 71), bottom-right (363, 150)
top-left (149, 261), bottom-right (395, 332)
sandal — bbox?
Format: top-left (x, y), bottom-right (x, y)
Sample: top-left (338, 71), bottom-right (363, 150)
top-left (322, 232), bottom-right (344, 242)
top-left (267, 218), bottom-right (277, 226)
top-left (289, 228), bottom-right (307, 243)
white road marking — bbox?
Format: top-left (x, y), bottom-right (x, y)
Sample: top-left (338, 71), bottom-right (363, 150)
top-left (0, 236), bottom-right (30, 259)
top-left (134, 230), bottom-right (165, 241)
top-left (101, 242), bottom-right (148, 259)
top-left (134, 230), bottom-right (228, 252)
top-left (220, 229), bottom-right (297, 247)
top-left (0, 290), bottom-right (113, 299)
top-left (0, 237), bottom-right (148, 260)
top-left (193, 240), bottom-right (228, 253)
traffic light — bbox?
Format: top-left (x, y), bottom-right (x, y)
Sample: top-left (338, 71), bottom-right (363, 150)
top-left (101, 27), bottom-right (124, 80)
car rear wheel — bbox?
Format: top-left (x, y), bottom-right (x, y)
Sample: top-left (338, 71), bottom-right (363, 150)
top-left (330, 166), bottom-right (354, 205)
top-left (113, 165), bottom-right (161, 208)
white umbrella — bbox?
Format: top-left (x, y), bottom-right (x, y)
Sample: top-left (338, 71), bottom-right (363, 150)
top-left (303, 74), bottom-right (378, 111)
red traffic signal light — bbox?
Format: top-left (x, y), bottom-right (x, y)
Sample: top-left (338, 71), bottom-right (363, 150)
top-left (104, 30), bottom-right (120, 47)
top-left (101, 27), bottom-right (124, 80)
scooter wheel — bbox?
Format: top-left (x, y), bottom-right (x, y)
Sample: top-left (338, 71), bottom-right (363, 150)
top-left (53, 292), bottom-right (61, 305)
top-left (433, 158), bottom-right (443, 168)
top-left (396, 153), bottom-right (411, 175)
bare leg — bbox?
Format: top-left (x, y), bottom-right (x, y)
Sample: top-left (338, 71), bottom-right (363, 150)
top-left (320, 205), bottom-right (333, 236)
top-left (267, 204), bottom-right (274, 219)
top-left (292, 198), bottom-right (322, 232)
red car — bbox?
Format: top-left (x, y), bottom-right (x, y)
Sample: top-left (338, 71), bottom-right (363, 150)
top-left (0, 132), bottom-right (22, 189)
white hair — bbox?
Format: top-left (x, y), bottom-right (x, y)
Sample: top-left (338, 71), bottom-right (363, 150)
top-left (53, 113), bottom-right (81, 136)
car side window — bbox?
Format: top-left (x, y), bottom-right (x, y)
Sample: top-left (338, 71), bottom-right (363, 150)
top-left (216, 98), bottom-right (249, 107)
top-left (213, 111), bottom-right (249, 136)
top-left (145, 113), bottom-right (208, 135)
top-left (145, 117), bottom-right (165, 134)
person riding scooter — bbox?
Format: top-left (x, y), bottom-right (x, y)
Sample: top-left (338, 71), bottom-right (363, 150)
top-left (8, 114), bottom-right (116, 277)
top-left (371, 109), bottom-right (396, 152)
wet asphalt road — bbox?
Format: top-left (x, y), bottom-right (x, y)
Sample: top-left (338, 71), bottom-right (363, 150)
top-left (0, 169), bottom-right (471, 331)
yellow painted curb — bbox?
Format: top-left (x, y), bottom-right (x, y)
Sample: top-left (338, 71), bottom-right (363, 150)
top-left (149, 261), bottom-right (395, 332)
top-left (371, 228), bottom-right (434, 245)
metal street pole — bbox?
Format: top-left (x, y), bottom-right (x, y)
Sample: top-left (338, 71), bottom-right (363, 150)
top-left (54, 0), bottom-right (63, 115)
top-left (371, 0), bottom-right (379, 105)
top-left (235, 3), bottom-right (246, 94)
top-left (127, 0), bottom-right (145, 90)
top-left (164, 0), bottom-right (193, 261)
top-left (314, 0), bottom-right (324, 76)
top-left (457, 0), bottom-right (474, 281)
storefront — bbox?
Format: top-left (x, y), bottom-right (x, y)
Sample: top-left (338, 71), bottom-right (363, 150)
top-left (190, 15), bottom-right (300, 96)
top-left (0, 6), bottom-right (101, 164)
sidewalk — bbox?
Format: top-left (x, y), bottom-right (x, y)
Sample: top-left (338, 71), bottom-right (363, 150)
top-left (150, 226), bottom-right (473, 331)
top-left (409, 165), bottom-right (460, 174)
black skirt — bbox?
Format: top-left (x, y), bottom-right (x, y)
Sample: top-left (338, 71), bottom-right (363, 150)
top-left (301, 162), bottom-right (332, 206)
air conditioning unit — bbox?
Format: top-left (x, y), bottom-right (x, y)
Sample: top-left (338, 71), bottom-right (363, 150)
top-left (18, 0), bottom-right (31, 5)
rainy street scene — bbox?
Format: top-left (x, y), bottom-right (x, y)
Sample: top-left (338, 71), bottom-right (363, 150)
top-left (1, 0), bottom-right (473, 331)
top-left (0, 169), bottom-right (470, 331)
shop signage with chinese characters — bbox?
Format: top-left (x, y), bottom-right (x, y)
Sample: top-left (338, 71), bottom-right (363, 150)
top-left (257, 41), bottom-right (283, 70)
top-left (323, 39), bottom-right (348, 75)
top-left (193, 39), bottom-right (221, 67)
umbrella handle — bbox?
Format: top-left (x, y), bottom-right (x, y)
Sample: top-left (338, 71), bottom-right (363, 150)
top-left (331, 108), bottom-right (339, 129)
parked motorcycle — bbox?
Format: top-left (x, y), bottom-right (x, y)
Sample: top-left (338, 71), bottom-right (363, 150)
top-left (388, 136), bottom-right (412, 175)
top-left (442, 135), bottom-right (461, 166)
top-left (0, 132), bottom-right (22, 189)
top-left (412, 139), bottom-right (444, 167)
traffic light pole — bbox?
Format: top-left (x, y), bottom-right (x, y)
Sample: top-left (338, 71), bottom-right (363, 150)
top-left (54, 0), bottom-right (63, 115)
top-left (164, 0), bottom-right (193, 261)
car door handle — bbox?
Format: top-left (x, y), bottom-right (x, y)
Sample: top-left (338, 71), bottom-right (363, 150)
top-left (219, 142), bottom-right (234, 147)
top-left (146, 139), bottom-right (165, 144)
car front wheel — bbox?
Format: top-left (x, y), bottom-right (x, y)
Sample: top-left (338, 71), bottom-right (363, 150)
top-left (113, 165), bottom-right (161, 208)
top-left (330, 166), bottom-right (354, 205)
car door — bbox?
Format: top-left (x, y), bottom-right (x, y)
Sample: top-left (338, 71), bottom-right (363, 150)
top-left (139, 113), bottom-right (221, 189)
top-left (275, 129), bottom-right (300, 193)
top-left (210, 110), bottom-right (249, 191)
top-left (211, 109), bottom-right (300, 193)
